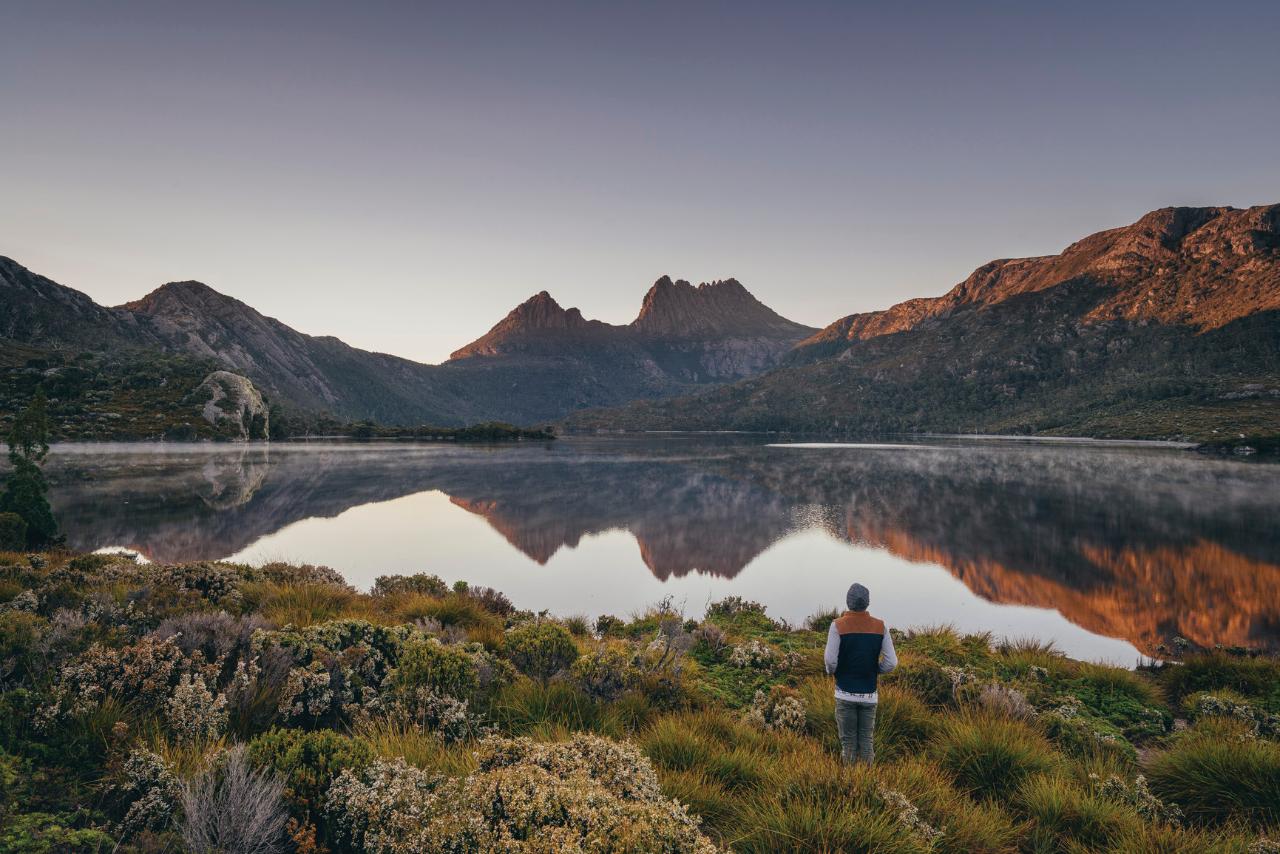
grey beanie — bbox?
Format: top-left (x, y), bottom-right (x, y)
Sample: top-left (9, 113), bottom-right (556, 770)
top-left (847, 583), bottom-right (870, 612)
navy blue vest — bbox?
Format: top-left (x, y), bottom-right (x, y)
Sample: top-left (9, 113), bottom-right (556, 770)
top-left (833, 611), bottom-right (886, 695)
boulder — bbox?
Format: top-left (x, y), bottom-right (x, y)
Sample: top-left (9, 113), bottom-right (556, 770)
top-left (194, 371), bottom-right (269, 440)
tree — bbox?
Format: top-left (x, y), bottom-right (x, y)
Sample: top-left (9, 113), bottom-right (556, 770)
top-left (1, 388), bottom-right (60, 548)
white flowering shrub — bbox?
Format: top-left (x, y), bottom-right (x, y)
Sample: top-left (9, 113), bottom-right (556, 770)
top-left (278, 661), bottom-right (347, 722)
top-left (4, 589), bottom-right (38, 613)
top-left (40, 635), bottom-right (193, 726)
top-left (358, 686), bottom-right (481, 743)
top-left (876, 783), bottom-right (943, 847)
top-left (326, 735), bottom-right (720, 853)
top-left (166, 673), bottom-right (229, 743)
top-left (745, 687), bottom-right (808, 733)
top-left (1097, 773), bottom-right (1183, 826)
top-left (1186, 692), bottom-right (1280, 739)
top-left (111, 748), bottom-right (182, 836)
top-left (728, 639), bottom-right (798, 673)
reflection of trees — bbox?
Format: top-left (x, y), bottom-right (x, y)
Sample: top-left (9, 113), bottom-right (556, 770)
top-left (44, 438), bottom-right (1280, 655)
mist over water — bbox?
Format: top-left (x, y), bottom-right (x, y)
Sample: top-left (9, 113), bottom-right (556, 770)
top-left (43, 436), bottom-right (1280, 665)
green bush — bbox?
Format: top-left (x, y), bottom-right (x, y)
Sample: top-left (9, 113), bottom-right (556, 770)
top-left (0, 513), bottom-right (27, 551)
top-left (504, 621), bottom-right (579, 683)
top-left (0, 812), bottom-right (116, 853)
top-left (570, 644), bottom-right (636, 701)
top-left (247, 727), bottom-right (374, 846)
top-left (391, 636), bottom-right (481, 700)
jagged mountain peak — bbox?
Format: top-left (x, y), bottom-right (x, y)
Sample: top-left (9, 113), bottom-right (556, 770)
top-left (449, 290), bottom-right (607, 360)
top-left (631, 275), bottom-right (813, 339)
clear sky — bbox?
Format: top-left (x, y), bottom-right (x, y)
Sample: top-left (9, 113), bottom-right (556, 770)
top-left (3, 1), bottom-right (1278, 364)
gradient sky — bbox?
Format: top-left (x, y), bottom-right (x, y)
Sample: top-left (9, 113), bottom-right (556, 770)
top-left (3, 1), bottom-right (1278, 363)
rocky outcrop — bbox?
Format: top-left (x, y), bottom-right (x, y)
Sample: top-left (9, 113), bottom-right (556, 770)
top-left (193, 371), bottom-right (270, 441)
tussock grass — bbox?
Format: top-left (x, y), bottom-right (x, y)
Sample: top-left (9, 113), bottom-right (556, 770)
top-left (879, 758), bottom-right (1021, 853)
top-left (1073, 661), bottom-right (1166, 709)
top-left (1158, 651), bottom-right (1280, 708)
top-left (899, 625), bottom-right (995, 668)
top-left (247, 581), bottom-right (366, 626)
top-left (935, 710), bottom-right (1059, 800)
top-left (1145, 727), bottom-right (1280, 827)
top-left (489, 679), bottom-right (605, 736)
top-left (353, 718), bottom-right (477, 776)
top-left (1015, 773), bottom-right (1139, 852)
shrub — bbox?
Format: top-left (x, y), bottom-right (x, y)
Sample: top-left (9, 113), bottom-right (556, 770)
top-left (325, 734), bottom-right (719, 853)
top-left (1145, 731), bottom-right (1280, 827)
top-left (153, 611), bottom-right (270, 678)
top-left (594, 614), bottom-right (623, 636)
top-left (358, 686), bottom-right (481, 743)
top-left (744, 686), bottom-right (807, 733)
top-left (40, 635), bottom-right (191, 724)
top-left (570, 644), bottom-right (636, 701)
top-left (936, 712), bottom-right (1058, 799)
top-left (179, 746), bottom-right (288, 854)
top-left (1183, 691), bottom-right (1280, 738)
top-left (1097, 773), bottom-right (1183, 826)
top-left (110, 747), bottom-right (182, 836)
top-left (371, 573), bottom-right (449, 598)
top-left (0, 513), bottom-right (27, 551)
top-left (975, 682), bottom-right (1036, 720)
top-left (247, 727), bottom-right (374, 847)
top-left (728, 639), bottom-right (783, 671)
top-left (691, 622), bottom-right (728, 658)
top-left (465, 585), bottom-right (515, 617)
top-left (504, 621), bottom-right (579, 683)
top-left (166, 674), bottom-right (229, 743)
top-left (704, 596), bottom-right (779, 634)
top-left (0, 811), bottom-right (117, 852)
top-left (391, 635), bottom-right (482, 700)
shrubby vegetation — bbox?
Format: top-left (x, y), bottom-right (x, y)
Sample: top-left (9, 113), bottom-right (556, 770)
top-left (0, 551), bottom-right (1277, 851)
top-left (0, 347), bottom-right (555, 445)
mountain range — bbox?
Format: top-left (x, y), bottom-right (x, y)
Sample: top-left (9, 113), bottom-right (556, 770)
top-left (3, 202), bottom-right (1278, 440)
top-left (569, 204), bottom-right (1280, 440)
top-left (0, 264), bottom-right (814, 428)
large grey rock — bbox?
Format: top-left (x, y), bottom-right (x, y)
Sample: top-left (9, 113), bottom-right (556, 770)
top-left (194, 371), bottom-right (269, 441)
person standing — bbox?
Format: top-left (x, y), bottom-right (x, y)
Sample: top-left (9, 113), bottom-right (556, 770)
top-left (824, 582), bottom-right (897, 764)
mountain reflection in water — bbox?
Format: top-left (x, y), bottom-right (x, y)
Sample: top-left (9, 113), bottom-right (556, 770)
top-left (44, 437), bottom-right (1280, 661)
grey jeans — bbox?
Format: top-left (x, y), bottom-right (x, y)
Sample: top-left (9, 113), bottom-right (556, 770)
top-left (834, 698), bottom-right (877, 764)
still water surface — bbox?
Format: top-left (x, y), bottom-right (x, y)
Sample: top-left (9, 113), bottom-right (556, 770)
top-left (43, 436), bottom-right (1280, 664)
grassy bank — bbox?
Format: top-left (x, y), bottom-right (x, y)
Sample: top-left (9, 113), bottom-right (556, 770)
top-left (1, 551), bottom-right (1277, 852)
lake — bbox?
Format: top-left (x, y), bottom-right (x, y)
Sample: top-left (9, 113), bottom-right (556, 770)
top-left (41, 435), bottom-right (1280, 664)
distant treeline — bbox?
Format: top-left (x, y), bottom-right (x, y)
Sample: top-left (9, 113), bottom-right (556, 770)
top-left (340, 421), bottom-right (555, 442)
